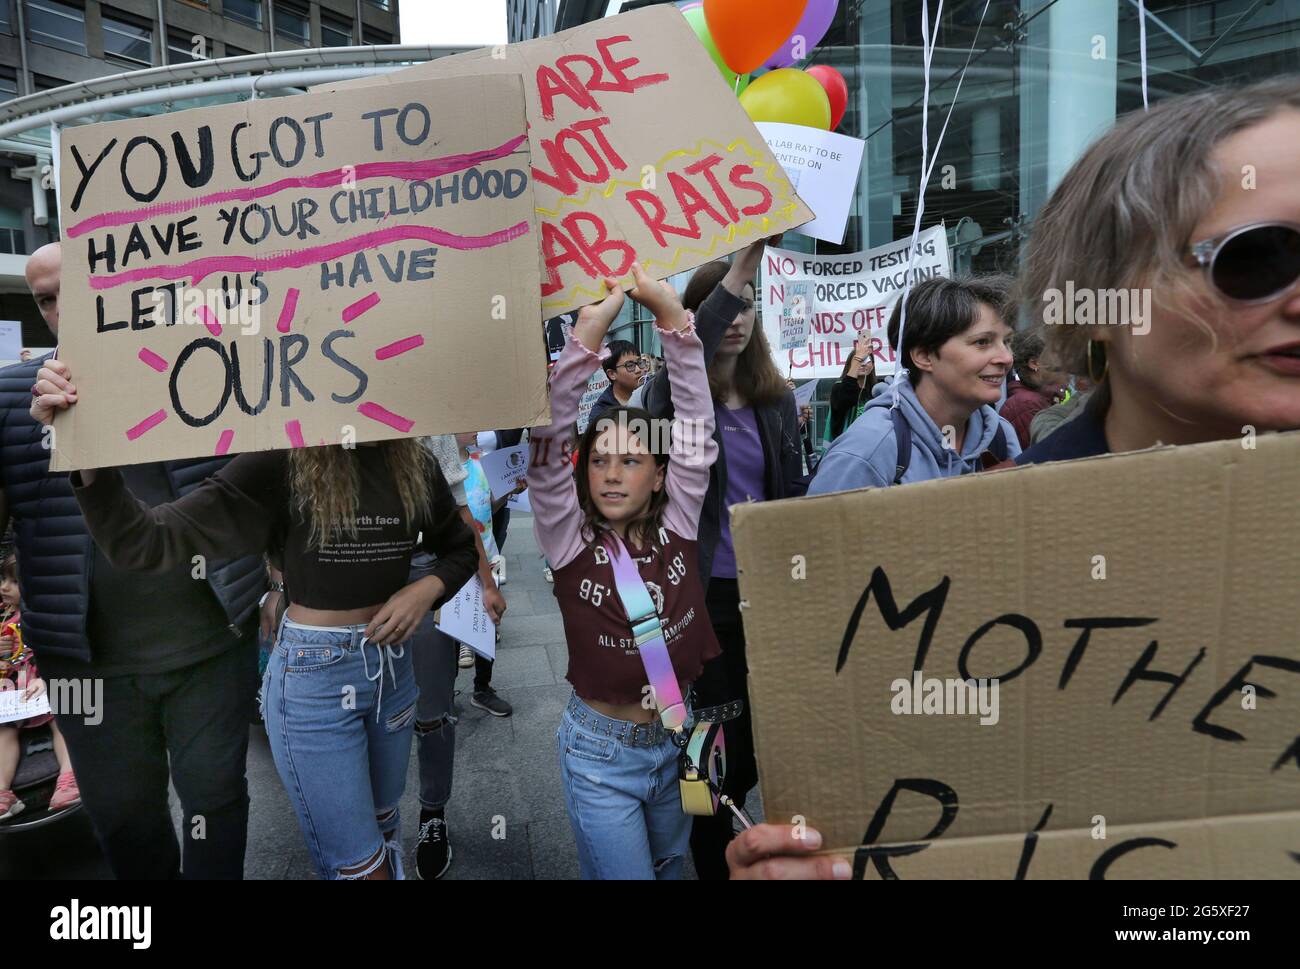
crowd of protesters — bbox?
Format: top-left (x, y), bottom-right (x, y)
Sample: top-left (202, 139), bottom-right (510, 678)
top-left (2, 77), bottom-right (1298, 880)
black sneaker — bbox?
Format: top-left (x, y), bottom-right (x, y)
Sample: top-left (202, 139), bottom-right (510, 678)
top-left (471, 687), bottom-right (513, 717)
top-left (415, 812), bottom-right (452, 880)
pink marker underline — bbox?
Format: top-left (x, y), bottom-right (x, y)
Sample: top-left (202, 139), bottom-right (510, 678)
top-left (65, 134), bottom-right (528, 239)
top-left (88, 221), bottom-right (532, 290)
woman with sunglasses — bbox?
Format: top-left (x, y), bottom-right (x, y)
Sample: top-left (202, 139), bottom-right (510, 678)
top-left (1016, 77), bottom-right (1300, 466)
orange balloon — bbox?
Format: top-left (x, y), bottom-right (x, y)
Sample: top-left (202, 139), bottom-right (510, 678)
top-left (704, 0), bottom-right (810, 75)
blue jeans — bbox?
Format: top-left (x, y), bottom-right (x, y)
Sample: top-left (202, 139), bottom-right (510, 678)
top-left (557, 693), bottom-right (691, 880)
top-left (263, 618), bottom-right (417, 879)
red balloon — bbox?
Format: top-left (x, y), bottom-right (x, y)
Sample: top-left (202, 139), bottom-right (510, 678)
top-left (806, 64), bottom-right (848, 130)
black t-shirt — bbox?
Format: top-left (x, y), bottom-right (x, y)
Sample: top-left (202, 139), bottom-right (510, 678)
top-left (74, 445), bottom-right (478, 613)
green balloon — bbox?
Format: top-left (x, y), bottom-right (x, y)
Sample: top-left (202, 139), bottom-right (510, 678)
top-left (684, 7), bottom-right (750, 96)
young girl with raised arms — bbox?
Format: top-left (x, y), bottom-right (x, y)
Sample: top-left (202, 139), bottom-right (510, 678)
top-left (529, 262), bottom-right (724, 880)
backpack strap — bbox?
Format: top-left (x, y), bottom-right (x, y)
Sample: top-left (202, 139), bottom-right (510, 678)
top-left (991, 423), bottom-right (1009, 460)
top-left (890, 408), bottom-right (911, 485)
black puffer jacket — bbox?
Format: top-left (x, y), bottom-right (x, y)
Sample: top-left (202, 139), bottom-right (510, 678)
top-left (0, 356), bottom-right (265, 661)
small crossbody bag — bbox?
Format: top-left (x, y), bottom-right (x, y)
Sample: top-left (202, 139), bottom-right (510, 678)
top-left (603, 532), bottom-right (751, 825)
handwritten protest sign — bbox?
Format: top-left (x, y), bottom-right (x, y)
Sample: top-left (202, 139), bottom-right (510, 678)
top-left (762, 225), bottom-right (950, 379)
top-left (54, 75), bottom-right (548, 470)
top-left (779, 280), bottom-right (812, 350)
top-left (437, 575), bottom-right (495, 661)
top-left (322, 5), bottom-right (813, 317)
top-left (734, 434), bottom-right (1300, 877)
top-left (756, 122), bottom-right (865, 245)
top-left (577, 368), bottom-right (609, 434)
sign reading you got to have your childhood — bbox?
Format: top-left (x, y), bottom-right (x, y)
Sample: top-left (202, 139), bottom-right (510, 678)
top-left (321, 4), bottom-right (815, 317)
top-left (53, 74), bottom-right (548, 471)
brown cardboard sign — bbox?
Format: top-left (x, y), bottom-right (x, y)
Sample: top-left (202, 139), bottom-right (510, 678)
top-left (732, 434), bottom-right (1300, 878)
top-left (54, 74), bottom-right (547, 471)
top-left (321, 5), bottom-right (814, 317)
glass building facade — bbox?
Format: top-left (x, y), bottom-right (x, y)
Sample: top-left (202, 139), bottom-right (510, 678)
top-left (601, 0), bottom-right (1300, 433)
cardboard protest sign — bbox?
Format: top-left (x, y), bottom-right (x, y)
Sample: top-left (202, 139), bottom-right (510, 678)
top-left (321, 5), bottom-right (814, 317)
top-left (763, 225), bottom-right (950, 379)
top-left (756, 122), bottom-right (865, 245)
top-left (733, 434), bottom-right (1300, 878)
top-left (54, 75), bottom-right (547, 471)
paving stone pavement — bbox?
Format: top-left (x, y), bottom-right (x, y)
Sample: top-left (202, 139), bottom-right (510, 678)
top-left (2, 513), bottom-right (762, 880)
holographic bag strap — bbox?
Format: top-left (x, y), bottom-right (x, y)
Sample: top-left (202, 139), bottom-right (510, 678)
top-left (602, 532), bottom-right (688, 733)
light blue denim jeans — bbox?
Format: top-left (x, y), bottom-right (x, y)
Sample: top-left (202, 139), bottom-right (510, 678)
top-left (263, 617), bottom-right (417, 880)
top-left (557, 693), bottom-right (691, 880)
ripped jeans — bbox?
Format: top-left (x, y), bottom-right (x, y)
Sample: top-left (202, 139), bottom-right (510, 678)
top-left (557, 693), bottom-right (691, 880)
top-left (263, 618), bottom-right (417, 880)
top-left (408, 557), bottom-right (458, 811)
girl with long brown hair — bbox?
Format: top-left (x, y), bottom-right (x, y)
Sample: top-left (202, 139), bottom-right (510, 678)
top-left (640, 236), bottom-right (805, 879)
top-left (530, 262), bottom-right (720, 879)
top-left (28, 363), bottom-right (477, 880)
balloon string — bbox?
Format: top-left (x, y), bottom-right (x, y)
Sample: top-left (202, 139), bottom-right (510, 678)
top-left (1138, 0), bottom-right (1150, 111)
top-left (891, 0), bottom-right (993, 411)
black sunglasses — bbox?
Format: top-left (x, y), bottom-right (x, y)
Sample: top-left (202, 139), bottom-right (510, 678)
top-left (1189, 221), bottom-right (1300, 304)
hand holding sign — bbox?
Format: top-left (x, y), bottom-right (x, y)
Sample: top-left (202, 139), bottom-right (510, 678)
top-left (30, 358), bottom-right (76, 424)
top-left (572, 277), bottom-right (626, 353)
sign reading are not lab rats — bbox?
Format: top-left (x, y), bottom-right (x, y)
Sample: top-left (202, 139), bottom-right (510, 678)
top-left (733, 434), bottom-right (1300, 878)
top-left (323, 5), bottom-right (814, 317)
top-left (54, 75), bottom-right (548, 471)
top-left (763, 225), bottom-right (950, 380)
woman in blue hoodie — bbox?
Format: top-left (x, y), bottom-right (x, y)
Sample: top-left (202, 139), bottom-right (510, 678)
top-left (808, 276), bottom-right (1021, 495)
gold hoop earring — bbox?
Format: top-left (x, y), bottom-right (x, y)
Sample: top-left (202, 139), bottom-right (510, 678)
top-left (1086, 339), bottom-right (1108, 385)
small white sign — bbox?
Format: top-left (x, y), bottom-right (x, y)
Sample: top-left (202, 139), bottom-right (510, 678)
top-left (756, 122), bottom-right (866, 245)
top-left (436, 575), bottom-right (495, 660)
top-left (507, 488), bottom-right (532, 513)
top-left (0, 687), bottom-right (51, 724)
top-left (793, 380), bottom-right (819, 409)
top-left (480, 443), bottom-right (529, 500)
top-left (0, 321), bottom-right (22, 362)
top-left (780, 280), bottom-right (813, 350)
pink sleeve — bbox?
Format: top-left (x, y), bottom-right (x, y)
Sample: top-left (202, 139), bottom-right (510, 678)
top-left (658, 321), bottom-right (718, 540)
top-left (529, 336), bottom-right (601, 571)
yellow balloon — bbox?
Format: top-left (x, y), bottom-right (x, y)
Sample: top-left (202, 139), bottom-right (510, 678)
top-left (739, 68), bottom-right (831, 130)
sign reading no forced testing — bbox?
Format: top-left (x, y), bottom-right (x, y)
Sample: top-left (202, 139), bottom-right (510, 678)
top-left (54, 75), bottom-right (549, 471)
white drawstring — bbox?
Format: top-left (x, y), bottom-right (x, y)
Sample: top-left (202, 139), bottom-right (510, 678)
top-left (360, 637), bottom-right (405, 721)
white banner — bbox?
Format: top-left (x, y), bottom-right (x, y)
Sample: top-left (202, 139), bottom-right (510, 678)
top-left (762, 225), bottom-right (951, 380)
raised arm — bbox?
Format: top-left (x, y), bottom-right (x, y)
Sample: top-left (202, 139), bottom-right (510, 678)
top-left (625, 269), bottom-right (717, 540)
top-left (71, 452), bottom-right (282, 573)
top-left (529, 278), bottom-right (626, 571)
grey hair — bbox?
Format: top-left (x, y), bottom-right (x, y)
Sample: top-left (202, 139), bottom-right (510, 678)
top-left (1019, 76), bottom-right (1300, 374)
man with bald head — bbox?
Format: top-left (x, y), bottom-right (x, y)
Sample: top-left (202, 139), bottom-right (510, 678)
top-left (1, 242), bottom-right (270, 878)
